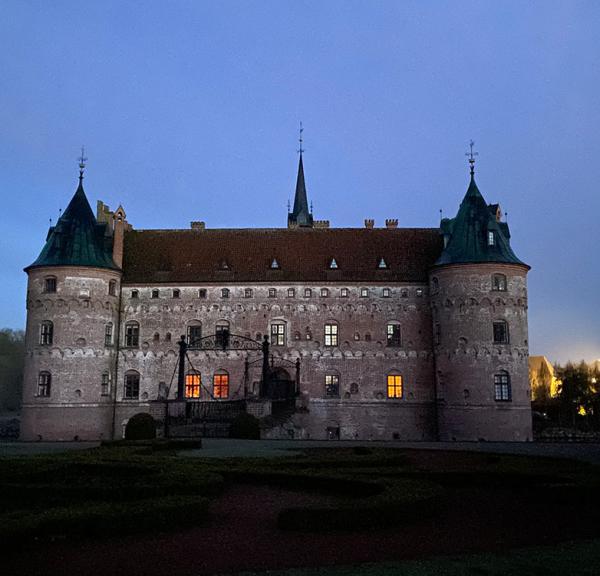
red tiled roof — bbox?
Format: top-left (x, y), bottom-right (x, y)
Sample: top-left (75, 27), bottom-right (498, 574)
top-left (122, 228), bottom-right (443, 284)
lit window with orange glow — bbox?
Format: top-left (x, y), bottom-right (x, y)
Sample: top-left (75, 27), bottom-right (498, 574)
top-left (387, 375), bottom-right (403, 399)
top-left (213, 373), bottom-right (229, 399)
top-left (185, 373), bottom-right (201, 398)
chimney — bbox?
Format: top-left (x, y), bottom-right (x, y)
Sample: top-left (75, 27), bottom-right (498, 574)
top-left (385, 219), bottom-right (398, 229)
top-left (112, 206), bottom-right (127, 268)
top-left (364, 219), bottom-right (375, 229)
top-left (191, 221), bottom-right (206, 231)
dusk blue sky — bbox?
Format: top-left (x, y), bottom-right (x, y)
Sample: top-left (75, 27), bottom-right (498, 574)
top-left (1, 1), bottom-right (599, 364)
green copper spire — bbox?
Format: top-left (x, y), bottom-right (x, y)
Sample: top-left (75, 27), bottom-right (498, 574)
top-left (435, 146), bottom-right (527, 267)
top-left (25, 156), bottom-right (118, 271)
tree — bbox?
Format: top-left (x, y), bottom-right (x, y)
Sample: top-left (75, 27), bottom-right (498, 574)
top-left (556, 361), bottom-right (592, 429)
top-left (0, 329), bottom-right (25, 413)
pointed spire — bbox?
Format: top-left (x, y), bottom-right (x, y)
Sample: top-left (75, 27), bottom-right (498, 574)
top-left (288, 123), bottom-right (314, 228)
top-left (465, 139), bottom-right (478, 179)
top-left (77, 146), bottom-right (88, 187)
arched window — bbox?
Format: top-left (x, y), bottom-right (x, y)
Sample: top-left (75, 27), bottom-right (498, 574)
top-left (324, 322), bottom-right (338, 347)
top-left (494, 371), bottom-right (511, 401)
top-left (386, 322), bottom-right (401, 347)
top-left (493, 320), bottom-right (509, 344)
top-left (44, 276), bottom-right (57, 293)
top-left (215, 320), bottom-right (230, 348)
top-left (108, 280), bottom-right (117, 296)
top-left (271, 321), bottom-right (286, 346)
top-left (104, 322), bottom-right (113, 346)
top-left (124, 370), bottom-right (140, 399)
top-left (387, 373), bottom-right (403, 399)
top-left (325, 373), bottom-right (340, 397)
top-left (492, 274), bottom-right (507, 292)
top-left (124, 322), bottom-right (139, 347)
top-left (185, 371), bottom-right (201, 398)
top-left (37, 372), bottom-right (51, 397)
top-left (40, 321), bottom-right (53, 345)
top-left (213, 370), bottom-right (229, 399)
top-left (187, 321), bottom-right (202, 349)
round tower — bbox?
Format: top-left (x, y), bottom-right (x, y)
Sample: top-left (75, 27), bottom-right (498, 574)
top-left (430, 158), bottom-right (531, 441)
top-left (21, 162), bottom-right (122, 441)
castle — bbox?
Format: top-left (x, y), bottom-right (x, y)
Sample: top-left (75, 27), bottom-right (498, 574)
top-left (21, 147), bottom-right (532, 441)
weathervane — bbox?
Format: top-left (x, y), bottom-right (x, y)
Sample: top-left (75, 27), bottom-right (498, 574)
top-left (78, 146), bottom-right (88, 182)
top-left (465, 140), bottom-right (478, 176)
top-left (298, 122), bottom-right (304, 155)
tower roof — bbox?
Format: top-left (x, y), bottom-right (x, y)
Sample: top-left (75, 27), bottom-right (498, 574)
top-left (288, 153), bottom-right (314, 227)
top-left (435, 173), bottom-right (527, 267)
top-left (25, 179), bottom-right (119, 272)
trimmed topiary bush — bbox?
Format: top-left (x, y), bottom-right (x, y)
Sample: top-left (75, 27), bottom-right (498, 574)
top-left (229, 412), bottom-right (260, 439)
top-left (125, 413), bottom-right (157, 440)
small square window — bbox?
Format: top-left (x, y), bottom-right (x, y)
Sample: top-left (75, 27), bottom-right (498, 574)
top-left (320, 288), bottom-right (329, 297)
top-left (382, 288), bottom-right (391, 298)
top-left (304, 288), bottom-right (312, 298)
top-left (416, 288), bottom-right (423, 297)
top-left (360, 288), bottom-right (369, 298)
top-left (199, 289), bottom-right (207, 299)
top-left (287, 288), bottom-right (295, 298)
top-left (221, 288), bottom-right (230, 299)
top-left (268, 288), bottom-right (276, 298)
top-left (44, 277), bottom-right (57, 293)
top-left (492, 274), bottom-right (507, 292)
top-left (245, 288), bottom-right (253, 298)
top-left (341, 288), bottom-right (349, 298)
top-left (131, 290), bottom-right (139, 299)
top-left (172, 289), bottom-right (180, 299)
top-left (151, 289), bottom-right (159, 299)
top-left (401, 289), bottom-right (408, 298)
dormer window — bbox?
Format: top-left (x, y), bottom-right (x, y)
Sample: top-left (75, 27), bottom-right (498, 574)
top-left (270, 259), bottom-right (280, 269)
top-left (378, 258), bottom-right (388, 269)
top-left (488, 231), bottom-right (495, 246)
top-left (329, 258), bottom-right (338, 269)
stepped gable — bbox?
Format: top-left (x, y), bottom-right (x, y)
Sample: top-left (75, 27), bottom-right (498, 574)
top-left (25, 179), bottom-right (118, 271)
top-left (122, 227), bottom-right (442, 284)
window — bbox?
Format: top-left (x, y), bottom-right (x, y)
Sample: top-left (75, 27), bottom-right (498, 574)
top-left (294, 331), bottom-right (301, 341)
top-left (365, 333), bottom-right (372, 342)
top-left (187, 322), bottom-right (202, 349)
top-left (44, 277), bottom-right (57, 293)
top-left (124, 371), bottom-right (140, 399)
top-left (360, 288), bottom-right (369, 298)
top-left (494, 372), bottom-right (511, 401)
top-left (40, 321), bottom-right (53, 345)
top-left (37, 372), bottom-right (51, 397)
top-left (435, 323), bottom-right (441, 345)
top-left (378, 258), bottom-right (388, 269)
top-left (386, 323), bottom-right (401, 347)
top-left (151, 289), bottom-right (159, 299)
top-left (340, 288), bottom-right (348, 298)
top-left (172, 289), bottom-right (180, 299)
top-left (493, 321), bottom-right (509, 344)
top-left (216, 321), bottom-right (230, 348)
top-left (325, 374), bottom-right (340, 397)
top-left (244, 288), bottom-right (253, 298)
top-left (131, 290), bottom-right (139, 299)
top-left (185, 372), bottom-right (201, 398)
top-left (492, 274), bottom-right (507, 292)
top-left (199, 289), bottom-right (207, 299)
top-left (270, 258), bottom-right (280, 269)
top-left (213, 372), bottom-right (229, 399)
top-left (165, 332), bottom-right (172, 342)
top-left (124, 322), bottom-right (139, 347)
top-left (108, 280), bottom-right (116, 296)
top-left (320, 288), bottom-right (329, 297)
top-left (382, 288), bottom-right (391, 298)
top-left (329, 258), bottom-right (338, 269)
top-left (387, 374), bottom-right (403, 399)
top-left (221, 288), bottom-right (230, 299)
top-left (354, 332), bottom-right (360, 341)
top-left (287, 288), bottom-right (295, 298)
top-left (324, 323), bottom-right (338, 347)
top-left (401, 289), bottom-right (408, 298)
top-left (268, 288), bottom-right (276, 298)
top-left (304, 288), bottom-right (312, 298)
top-left (271, 323), bottom-right (286, 346)
top-left (104, 323), bottom-right (113, 346)
top-left (431, 277), bottom-right (439, 293)
top-left (101, 372), bottom-right (110, 396)
top-left (488, 231), bottom-right (495, 246)
top-left (416, 288), bottom-right (423, 297)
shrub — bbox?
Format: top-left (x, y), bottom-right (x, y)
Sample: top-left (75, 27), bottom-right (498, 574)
top-left (125, 413), bottom-right (157, 440)
top-left (229, 412), bottom-right (260, 439)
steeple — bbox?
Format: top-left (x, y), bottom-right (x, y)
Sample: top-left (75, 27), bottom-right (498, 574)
top-left (25, 156), bottom-right (119, 271)
top-left (435, 145), bottom-right (527, 268)
top-left (288, 123), bottom-right (314, 228)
